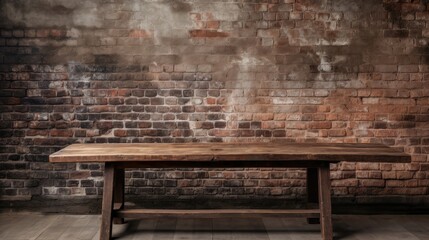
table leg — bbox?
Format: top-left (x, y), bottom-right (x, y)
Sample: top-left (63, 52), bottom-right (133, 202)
top-left (306, 168), bottom-right (319, 224)
top-left (318, 164), bottom-right (333, 240)
top-left (100, 163), bottom-right (115, 240)
top-left (113, 168), bottom-right (125, 224)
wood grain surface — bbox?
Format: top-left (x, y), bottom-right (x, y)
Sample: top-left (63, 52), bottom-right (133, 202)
top-left (49, 142), bottom-right (410, 163)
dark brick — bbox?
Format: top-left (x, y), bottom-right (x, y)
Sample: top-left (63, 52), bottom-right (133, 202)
top-left (54, 180), bottom-right (67, 187)
top-left (215, 122), bottom-right (227, 128)
top-left (7, 171), bottom-right (29, 179)
top-left (66, 180), bottom-right (79, 187)
top-left (224, 180), bottom-right (243, 187)
top-left (145, 90), bottom-right (158, 97)
top-left (201, 122), bottom-right (214, 129)
top-left (238, 122), bottom-right (250, 129)
top-left (182, 106), bottom-right (195, 112)
top-left (81, 180), bottom-right (94, 187)
top-left (374, 122), bottom-right (387, 129)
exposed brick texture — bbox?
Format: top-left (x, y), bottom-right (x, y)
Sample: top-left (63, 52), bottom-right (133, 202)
top-left (0, 0), bottom-right (428, 203)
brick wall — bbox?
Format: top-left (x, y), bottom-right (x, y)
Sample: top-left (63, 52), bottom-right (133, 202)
top-left (0, 0), bottom-right (428, 204)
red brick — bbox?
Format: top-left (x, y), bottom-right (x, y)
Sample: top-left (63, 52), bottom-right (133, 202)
top-left (328, 129), bottom-right (346, 137)
top-left (332, 179), bottom-right (358, 187)
top-left (36, 29), bottom-right (50, 38)
top-left (205, 21), bottom-right (220, 29)
top-left (253, 113), bottom-right (274, 121)
top-left (382, 171), bottom-right (396, 179)
top-left (308, 121), bottom-right (332, 129)
top-left (129, 29), bottom-right (152, 38)
top-left (50, 29), bottom-right (66, 38)
top-left (50, 130), bottom-right (73, 137)
top-left (257, 29), bottom-right (280, 38)
top-left (359, 180), bottom-right (385, 187)
top-left (261, 121), bottom-right (285, 129)
top-left (356, 163), bottom-right (380, 171)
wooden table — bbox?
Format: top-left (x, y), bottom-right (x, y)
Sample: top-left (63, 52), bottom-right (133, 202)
top-left (49, 142), bottom-right (411, 240)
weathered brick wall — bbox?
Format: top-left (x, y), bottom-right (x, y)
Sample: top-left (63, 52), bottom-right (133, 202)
top-left (0, 0), bottom-right (428, 204)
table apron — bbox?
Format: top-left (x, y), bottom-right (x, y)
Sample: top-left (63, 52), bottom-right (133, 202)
top-left (110, 160), bottom-right (334, 169)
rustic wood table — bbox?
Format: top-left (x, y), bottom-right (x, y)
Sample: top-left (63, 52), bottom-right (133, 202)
top-left (49, 142), bottom-right (411, 240)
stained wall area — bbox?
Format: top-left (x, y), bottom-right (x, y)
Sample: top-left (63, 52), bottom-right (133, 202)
top-left (0, 0), bottom-right (428, 206)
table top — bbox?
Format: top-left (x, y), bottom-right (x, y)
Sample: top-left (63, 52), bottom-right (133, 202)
top-left (49, 142), bottom-right (411, 163)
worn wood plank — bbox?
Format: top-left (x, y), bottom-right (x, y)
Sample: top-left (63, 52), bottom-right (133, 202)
top-left (153, 218), bottom-right (177, 240)
top-left (264, 217), bottom-right (322, 240)
top-left (330, 217), bottom-right (360, 240)
top-left (340, 215), bottom-right (421, 240)
top-left (399, 215), bottom-right (429, 240)
top-left (35, 215), bottom-right (81, 240)
top-left (49, 143), bottom-right (410, 163)
top-left (57, 215), bottom-right (99, 240)
top-left (213, 218), bottom-right (270, 240)
top-left (129, 219), bottom-right (157, 240)
top-left (30, 215), bottom-right (63, 240)
top-left (369, 215), bottom-right (422, 240)
top-left (0, 213), bottom-right (25, 236)
top-left (263, 217), bottom-right (294, 240)
top-left (108, 220), bottom-right (141, 240)
top-left (91, 229), bottom-right (100, 240)
top-left (97, 219), bottom-right (154, 240)
top-left (0, 213), bottom-right (59, 240)
top-left (114, 209), bottom-right (320, 219)
top-left (174, 219), bottom-right (212, 240)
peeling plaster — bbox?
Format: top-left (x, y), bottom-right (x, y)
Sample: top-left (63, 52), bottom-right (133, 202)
top-left (136, 1), bottom-right (193, 44)
top-left (0, 0), bottom-right (103, 28)
top-left (223, 51), bottom-right (279, 138)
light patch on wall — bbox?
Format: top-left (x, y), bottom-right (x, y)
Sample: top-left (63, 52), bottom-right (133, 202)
top-left (315, 52), bottom-right (348, 73)
top-left (234, 52), bottom-right (273, 66)
top-left (66, 61), bottom-right (93, 108)
top-left (0, 0), bottom-right (102, 28)
top-left (73, 8), bottom-right (103, 28)
top-left (319, 38), bottom-right (350, 46)
top-left (227, 51), bottom-right (276, 102)
top-left (135, 1), bottom-right (193, 44)
top-left (223, 51), bottom-right (278, 140)
top-left (316, 51), bottom-right (333, 73)
top-left (192, 2), bottom-right (240, 21)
